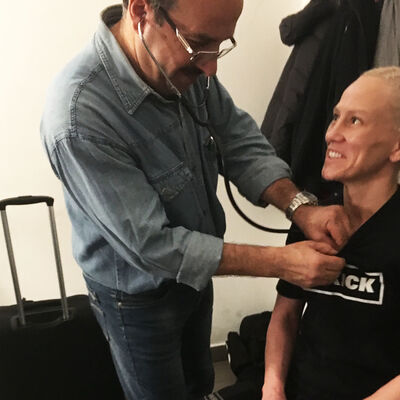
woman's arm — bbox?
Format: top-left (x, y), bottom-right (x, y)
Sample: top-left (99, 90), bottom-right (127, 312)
top-left (262, 294), bottom-right (304, 400)
top-left (364, 375), bottom-right (400, 400)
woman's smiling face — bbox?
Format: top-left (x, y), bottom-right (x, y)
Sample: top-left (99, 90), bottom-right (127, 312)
top-left (322, 75), bottom-right (400, 185)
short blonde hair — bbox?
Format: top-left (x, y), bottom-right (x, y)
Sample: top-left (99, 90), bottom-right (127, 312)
top-left (362, 66), bottom-right (400, 130)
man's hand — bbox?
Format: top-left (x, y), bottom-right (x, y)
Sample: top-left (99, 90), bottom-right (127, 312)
top-left (277, 240), bottom-right (345, 288)
top-left (260, 179), bottom-right (351, 249)
top-left (292, 205), bottom-right (352, 250)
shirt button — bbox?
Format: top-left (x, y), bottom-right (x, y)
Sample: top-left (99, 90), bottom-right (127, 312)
top-left (205, 136), bottom-right (215, 148)
top-left (161, 187), bottom-right (174, 199)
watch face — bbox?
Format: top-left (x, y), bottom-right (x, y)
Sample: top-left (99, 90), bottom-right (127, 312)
top-left (286, 191), bottom-right (318, 220)
top-left (300, 192), bottom-right (318, 204)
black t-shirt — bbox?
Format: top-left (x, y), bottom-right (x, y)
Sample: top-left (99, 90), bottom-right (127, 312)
top-left (277, 188), bottom-right (400, 400)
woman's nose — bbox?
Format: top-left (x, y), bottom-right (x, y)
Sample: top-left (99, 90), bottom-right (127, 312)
top-left (325, 119), bottom-right (344, 143)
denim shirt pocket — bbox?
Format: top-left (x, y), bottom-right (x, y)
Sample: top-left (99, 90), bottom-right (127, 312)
top-left (149, 162), bottom-right (193, 202)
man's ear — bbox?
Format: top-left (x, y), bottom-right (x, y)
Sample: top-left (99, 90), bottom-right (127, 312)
top-left (128, 0), bottom-right (149, 31)
top-left (389, 139), bottom-right (400, 163)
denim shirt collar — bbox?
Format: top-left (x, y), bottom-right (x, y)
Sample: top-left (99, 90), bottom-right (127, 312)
top-left (95, 5), bottom-right (170, 115)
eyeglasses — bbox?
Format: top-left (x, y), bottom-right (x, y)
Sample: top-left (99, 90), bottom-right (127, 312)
top-left (159, 7), bottom-right (237, 64)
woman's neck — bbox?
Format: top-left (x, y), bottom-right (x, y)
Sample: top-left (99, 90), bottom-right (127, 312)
top-left (343, 178), bottom-right (398, 232)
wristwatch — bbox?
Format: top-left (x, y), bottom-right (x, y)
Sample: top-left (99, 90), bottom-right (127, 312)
top-left (285, 191), bottom-right (318, 221)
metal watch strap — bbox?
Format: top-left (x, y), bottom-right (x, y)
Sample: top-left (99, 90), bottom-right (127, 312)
top-left (285, 191), bottom-right (318, 221)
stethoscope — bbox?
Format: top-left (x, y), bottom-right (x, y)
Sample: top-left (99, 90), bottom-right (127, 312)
top-left (138, 20), bottom-right (289, 234)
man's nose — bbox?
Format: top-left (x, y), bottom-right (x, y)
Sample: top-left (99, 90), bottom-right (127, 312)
top-left (197, 57), bottom-right (218, 77)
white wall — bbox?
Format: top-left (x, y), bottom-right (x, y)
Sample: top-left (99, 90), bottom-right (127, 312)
top-left (0, 0), bottom-right (305, 344)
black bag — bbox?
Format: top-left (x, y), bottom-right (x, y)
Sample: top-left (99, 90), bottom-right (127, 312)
top-left (203, 381), bottom-right (260, 400)
top-left (0, 196), bottom-right (124, 400)
top-left (218, 311), bottom-right (272, 399)
top-left (226, 311), bottom-right (271, 380)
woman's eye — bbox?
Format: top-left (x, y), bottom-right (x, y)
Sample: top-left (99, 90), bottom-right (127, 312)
top-left (331, 113), bottom-right (339, 122)
top-left (351, 116), bottom-right (361, 125)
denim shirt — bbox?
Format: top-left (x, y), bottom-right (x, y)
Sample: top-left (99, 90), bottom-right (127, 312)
top-left (40, 5), bottom-right (291, 294)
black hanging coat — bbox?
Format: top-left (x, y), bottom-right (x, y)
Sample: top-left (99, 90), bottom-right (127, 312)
top-left (262, 0), bottom-right (381, 197)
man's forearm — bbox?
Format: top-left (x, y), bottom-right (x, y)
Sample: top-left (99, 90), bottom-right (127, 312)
top-left (260, 177), bottom-right (300, 212)
top-left (215, 243), bottom-right (281, 278)
top-left (215, 240), bottom-right (345, 288)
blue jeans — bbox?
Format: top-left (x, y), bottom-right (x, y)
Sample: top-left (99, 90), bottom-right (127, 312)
top-left (85, 276), bottom-right (214, 400)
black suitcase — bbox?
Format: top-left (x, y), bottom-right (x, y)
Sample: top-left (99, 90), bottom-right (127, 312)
top-left (0, 196), bottom-right (125, 400)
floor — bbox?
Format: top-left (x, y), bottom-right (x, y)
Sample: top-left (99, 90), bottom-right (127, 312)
top-left (213, 360), bottom-right (237, 391)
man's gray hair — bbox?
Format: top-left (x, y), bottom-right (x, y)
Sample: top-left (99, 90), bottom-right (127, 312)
top-left (362, 66), bottom-right (400, 131)
top-left (122, 0), bottom-right (177, 22)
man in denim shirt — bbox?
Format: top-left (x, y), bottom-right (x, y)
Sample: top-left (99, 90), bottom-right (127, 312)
top-left (41, 1), bottom-right (350, 399)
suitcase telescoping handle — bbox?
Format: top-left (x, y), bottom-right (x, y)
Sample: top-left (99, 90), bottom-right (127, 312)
top-left (0, 196), bottom-right (70, 326)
